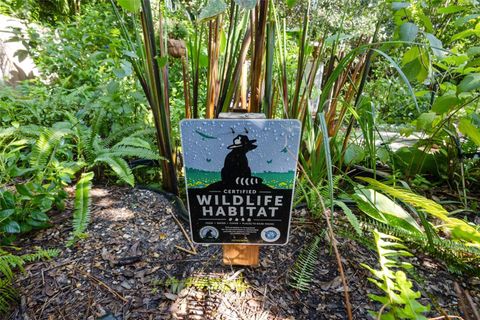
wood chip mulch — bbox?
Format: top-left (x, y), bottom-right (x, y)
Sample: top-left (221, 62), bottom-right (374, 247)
top-left (7, 186), bottom-right (480, 320)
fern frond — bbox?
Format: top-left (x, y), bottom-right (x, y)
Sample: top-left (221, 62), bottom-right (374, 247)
top-left (0, 254), bottom-right (24, 281)
top-left (0, 248), bottom-right (60, 314)
top-left (288, 236), bottom-right (321, 291)
top-left (113, 136), bottom-right (152, 149)
top-left (67, 172), bottom-right (94, 246)
top-left (362, 230), bottom-right (430, 319)
top-left (108, 146), bottom-right (160, 160)
top-left (94, 155), bottom-right (134, 186)
top-left (338, 216), bottom-right (480, 275)
top-left (29, 128), bottom-right (71, 169)
top-left (18, 125), bottom-right (42, 138)
top-left (21, 248), bottom-right (60, 262)
top-left (103, 124), bottom-right (146, 146)
top-left (0, 278), bottom-right (16, 314)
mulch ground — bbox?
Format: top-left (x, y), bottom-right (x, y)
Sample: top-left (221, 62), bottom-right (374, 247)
top-left (7, 186), bottom-right (480, 320)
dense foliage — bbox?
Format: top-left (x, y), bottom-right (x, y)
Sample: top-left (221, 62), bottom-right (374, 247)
top-left (0, 0), bottom-right (479, 318)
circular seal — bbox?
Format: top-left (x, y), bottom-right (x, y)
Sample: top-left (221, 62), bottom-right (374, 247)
top-left (261, 227), bottom-right (281, 243)
top-left (199, 226), bottom-right (219, 240)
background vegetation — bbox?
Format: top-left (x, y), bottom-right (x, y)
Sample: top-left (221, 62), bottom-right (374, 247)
top-left (0, 0), bottom-right (479, 318)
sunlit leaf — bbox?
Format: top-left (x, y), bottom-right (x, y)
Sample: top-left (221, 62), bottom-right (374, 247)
top-left (234, 0), bottom-right (258, 10)
top-left (432, 92), bottom-right (458, 114)
top-left (344, 144), bottom-right (365, 165)
top-left (399, 22), bottom-right (418, 42)
top-left (425, 33), bottom-right (445, 58)
top-left (198, 0), bottom-right (227, 21)
top-left (355, 188), bottom-right (423, 235)
top-left (438, 5), bottom-right (466, 14)
top-left (117, 0), bottom-right (141, 13)
top-left (392, 2), bottom-right (409, 10)
top-left (416, 112), bottom-right (437, 130)
top-left (459, 118), bottom-right (480, 146)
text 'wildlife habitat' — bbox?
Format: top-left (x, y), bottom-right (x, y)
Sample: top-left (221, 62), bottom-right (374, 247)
top-left (180, 119), bottom-right (301, 245)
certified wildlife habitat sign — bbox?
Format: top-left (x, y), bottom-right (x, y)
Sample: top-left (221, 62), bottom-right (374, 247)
top-left (180, 119), bottom-right (301, 245)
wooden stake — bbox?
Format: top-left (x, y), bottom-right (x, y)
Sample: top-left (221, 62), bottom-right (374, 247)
top-left (218, 112), bottom-right (265, 266)
top-left (223, 245), bottom-right (259, 266)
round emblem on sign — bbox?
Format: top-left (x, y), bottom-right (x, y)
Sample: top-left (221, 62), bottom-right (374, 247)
top-left (261, 227), bottom-right (280, 242)
top-left (199, 226), bottom-right (219, 240)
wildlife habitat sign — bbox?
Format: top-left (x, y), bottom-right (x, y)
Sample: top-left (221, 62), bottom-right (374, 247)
top-left (180, 119), bottom-right (301, 245)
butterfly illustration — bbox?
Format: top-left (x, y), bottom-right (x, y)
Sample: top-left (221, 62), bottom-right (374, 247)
top-left (281, 146), bottom-right (288, 153)
top-left (267, 159), bottom-right (272, 164)
top-left (206, 158), bottom-right (211, 162)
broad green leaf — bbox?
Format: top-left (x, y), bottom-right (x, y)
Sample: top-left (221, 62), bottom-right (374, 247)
top-left (442, 54), bottom-right (469, 66)
top-left (399, 22), bottom-right (418, 42)
top-left (401, 47), bottom-right (428, 82)
top-left (431, 92), bottom-right (458, 114)
top-left (458, 118), bottom-right (480, 146)
top-left (344, 144), bottom-right (365, 165)
top-left (156, 56), bottom-right (168, 68)
top-left (0, 209), bottom-right (14, 219)
top-left (455, 14), bottom-right (480, 27)
top-left (15, 184), bottom-right (32, 197)
top-left (335, 200), bottom-right (362, 236)
top-left (438, 5), bottom-right (466, 14)
top-left (425, 33), bottom-right (444, 58)
top-left (467, 46), bottom-right (480, 57)
top-left (31, 211), bottom-right (50, 222)
top-left (198, 0), bottom-right (227, 21)
top-left (377, 147), bottom-right (390, 164)
top-left (458, 73), bottom-right (480, 93)
top-left (451, 28), bottom-right (480, 42)
top-left (448, 218), bottom-right (480, 245)
top-left (416, 112), bottom-right (437, 130)
top-left (2, 221), bottom-right (20, 233)
top-left (355, 188), bottom-right (423, 235)
top-left (234, 0), bottom-right (258, 10)
top-left (117, 0), bottom-right (141, 13)
top-left (392, 2), bottom-right (409, 10)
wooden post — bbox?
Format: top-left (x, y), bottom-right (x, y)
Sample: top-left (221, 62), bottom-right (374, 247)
top-left (218, 112), bottom-right (265, 266)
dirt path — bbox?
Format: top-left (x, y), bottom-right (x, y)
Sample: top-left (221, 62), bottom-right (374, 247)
top-left (8, 186), bottom-right (479, 319)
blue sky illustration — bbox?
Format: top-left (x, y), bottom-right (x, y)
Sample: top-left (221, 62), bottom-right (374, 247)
top-left (180, 119), bottom-right (301, 173)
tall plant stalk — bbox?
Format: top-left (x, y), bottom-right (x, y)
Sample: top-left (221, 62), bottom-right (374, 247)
top-left (112, 0), bottom-right (179, 194)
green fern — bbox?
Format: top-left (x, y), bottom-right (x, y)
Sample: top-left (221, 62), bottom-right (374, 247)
top-left (0, 278), bottom-right (16, 314)
top-left (94, 155), bottom-right (134, 186)
top-left (0, 254), bottom-right (24, 281)
top-left (288, 235), bottom-right (322, 291)
top-left (108, 146), bottom-right (160, 160)
top-left (67, 172), bottom-right (94, 246)
top-left (103, 124), bottom-right (146, 146)
top-left (362, 230), bottom-right (430, 319)
top-left (0, 248), bottom-right (59, 314)
top-left (21, 248), bottom-right (60, 262)
top-left (29, 128), bottom-right (71, 169)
